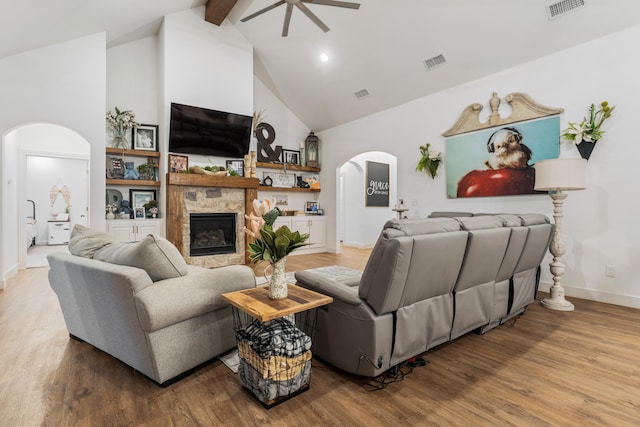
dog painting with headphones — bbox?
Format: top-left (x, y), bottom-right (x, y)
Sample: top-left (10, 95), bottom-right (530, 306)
top-left (456, 126), bottom-right (538, 198)
top-left (484, 127), bottom-right (532, 170)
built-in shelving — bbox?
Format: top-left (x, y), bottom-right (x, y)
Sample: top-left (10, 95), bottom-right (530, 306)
top-left (258, 185), bottom-right (320, 193)
top-left (106, 148), bottom-right (161, 187)
top-left (256, 161), bottom-right (320, 173)
top-left (106, 147), bottom-right (160, 158)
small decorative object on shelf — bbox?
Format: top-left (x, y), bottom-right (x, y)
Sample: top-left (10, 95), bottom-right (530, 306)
top-left (304, 131), bottom-right (319, 168)
top-left (562, 101), bottom-right (615, 160)
top-left (245, 198), bottom-right (309, 299)
top-left (392, 199), bottom-right (409, 219)
top-left (250, 150), bottom-right (257, 178)
top-left (416, 143), bottom-right (442, 179)
top-left (106, 106), bottom-right (140, 150)
top-left (105, 203), bottom-right (117, 220)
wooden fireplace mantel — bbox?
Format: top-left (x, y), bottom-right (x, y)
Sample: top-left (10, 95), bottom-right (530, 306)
top-left (166, 173), bottom-right (259, 265)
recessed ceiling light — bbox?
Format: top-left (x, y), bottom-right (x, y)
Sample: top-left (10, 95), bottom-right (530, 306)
top-left (320, 53), bottom-right (329, 62)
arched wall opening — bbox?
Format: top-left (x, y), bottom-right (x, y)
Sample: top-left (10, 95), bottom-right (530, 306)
top-left (337, 151), bottom-right (397, 249)
top-left (2, 123), bottom-right (90, 284)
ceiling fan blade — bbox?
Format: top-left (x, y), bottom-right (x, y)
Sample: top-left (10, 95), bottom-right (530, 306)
top-left (302, 0), bottom-right (360, 9)
top-left (295, 2), bottom-right (330, 32)
top-left (282, 3), bottom-right (293, 37)
top-left (240, 0), bottom-right (286, 22)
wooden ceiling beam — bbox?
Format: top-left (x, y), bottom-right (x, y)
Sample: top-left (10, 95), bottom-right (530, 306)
top-left (205, 0), bottom-right (239, 26)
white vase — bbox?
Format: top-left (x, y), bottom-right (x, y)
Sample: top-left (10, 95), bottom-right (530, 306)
top-left (106, 211), bottom-right (115, 220)
top-left (266, 258), bottom-right (288, 299)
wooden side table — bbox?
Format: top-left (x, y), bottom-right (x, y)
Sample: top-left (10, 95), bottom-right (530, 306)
top-left (222, 284), bottom-right (332, 408)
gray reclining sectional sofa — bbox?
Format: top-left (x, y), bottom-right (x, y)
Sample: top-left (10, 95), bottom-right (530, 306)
top-left (294, 213), bottom-right (553, 377)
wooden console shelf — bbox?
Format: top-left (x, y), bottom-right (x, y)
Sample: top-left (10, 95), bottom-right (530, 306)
top-left (106, 147), bottom-right (160, 158)
top-left (258, 185), bottom-right (320, 193)
top-left (256, 161), bottom-right (320, 173)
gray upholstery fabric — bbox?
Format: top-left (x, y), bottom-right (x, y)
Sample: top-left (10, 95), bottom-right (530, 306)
top-left (295, 213), bottom-right (552, 377)
top-left (47, 250), bottom-right (256, 385)
top-left (68, 224), bottom-right (115, 258)
top-left (94, 234), bottom-right (189, 282)
top-left (428, 211), bottom-right (474, 218)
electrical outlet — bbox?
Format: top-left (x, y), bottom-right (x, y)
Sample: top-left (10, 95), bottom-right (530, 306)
top-left (606, 265), bottom-right (616, 278)
top-left (411, 199), bottom-right (418, 206)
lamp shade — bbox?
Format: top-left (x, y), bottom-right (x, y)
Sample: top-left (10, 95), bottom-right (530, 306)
top-left (534, 158), bottom-right (587, 191)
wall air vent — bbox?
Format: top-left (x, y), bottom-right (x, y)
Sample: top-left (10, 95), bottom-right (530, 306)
top-left (423, 54), bottom-right (446, 70)
top-left (354, 89), bottom-right (370, 99)
top-left (546, 0), bottom-right (586, 20)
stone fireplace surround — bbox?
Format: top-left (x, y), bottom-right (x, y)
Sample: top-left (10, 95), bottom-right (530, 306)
top-left (166, 173), bottom-right (259, 268)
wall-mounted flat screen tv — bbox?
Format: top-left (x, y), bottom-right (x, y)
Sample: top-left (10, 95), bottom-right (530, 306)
top-left (169, 102), bottom-right (252, 158)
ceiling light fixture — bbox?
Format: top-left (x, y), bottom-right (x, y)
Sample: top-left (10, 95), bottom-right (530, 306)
top-left (320, 53), bottom-right (329, 62)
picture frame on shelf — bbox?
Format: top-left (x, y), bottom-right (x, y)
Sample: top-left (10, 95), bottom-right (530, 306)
top-left (133, 124), bottom-right (158, 151)
top-left (169, 154), bottom-right (188, 172)
top-left (226, 159), bottom-right (245, 177)
top-left (305, 200), bottom-right (319, 214)
top-left (264, 172), bottom-right (296, 188)
top-left (134, 207), bottom-right (145, 219)
top-left (129, 189), bottom-right (156, 209)
top-left (282, 149), bottom-right (300, 165)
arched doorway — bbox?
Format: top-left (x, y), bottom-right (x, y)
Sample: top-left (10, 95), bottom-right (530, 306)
top-left (337, 151), bottom-right (397, 249)
top-left (2, 123), bottom-right (90, 278)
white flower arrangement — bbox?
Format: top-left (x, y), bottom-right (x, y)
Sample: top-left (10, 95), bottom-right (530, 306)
top-left (106, 106), bottom-right (140, 149)
top-left (416, 143), bottom-right (442, 179)
top-left (562, 101), bottom-right (615, 145)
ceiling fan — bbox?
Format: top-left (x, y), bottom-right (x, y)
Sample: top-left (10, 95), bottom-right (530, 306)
top-left (241, 0), bottom-right (361, 37)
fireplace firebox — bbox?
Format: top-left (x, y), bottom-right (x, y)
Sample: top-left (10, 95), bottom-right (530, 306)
top-left (190, 213), bottom-right (236, 256)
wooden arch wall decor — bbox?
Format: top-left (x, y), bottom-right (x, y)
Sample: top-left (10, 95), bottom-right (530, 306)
top-left (442, 92), bottom-right (564, 137)
top-left (442, 92), bottom-right (564, 199)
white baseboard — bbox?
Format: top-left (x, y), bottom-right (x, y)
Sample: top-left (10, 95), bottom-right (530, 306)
top-left (341, 241), bottom-right (375, 250)
top-left (538, 280), bottom-right (640, 309)
top-left (2, 264), bottom-right (19, 289)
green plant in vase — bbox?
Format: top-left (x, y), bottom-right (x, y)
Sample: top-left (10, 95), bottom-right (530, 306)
top-left (245, 198), bottom-right (309, 299)
top-left (562, 101), bottom-right (615, 160)
top-left (416, 143), bottom-right (442, 179)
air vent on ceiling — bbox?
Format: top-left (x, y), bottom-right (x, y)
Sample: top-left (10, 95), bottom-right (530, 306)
top-left (546, 0), bottom-right (586, 20)
top-left (354, 89), bottom-right (370, 99)
top-left (423, 54), bottom-right (446, 70)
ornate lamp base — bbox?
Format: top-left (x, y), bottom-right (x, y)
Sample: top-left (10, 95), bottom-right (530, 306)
top-left (541, 291), bottom-right (575, 311)
top-left (542, 191), bottom-right (575, 312)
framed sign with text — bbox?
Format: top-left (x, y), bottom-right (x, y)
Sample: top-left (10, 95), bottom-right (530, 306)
top-left (365, 161), bottom-right (389, 207)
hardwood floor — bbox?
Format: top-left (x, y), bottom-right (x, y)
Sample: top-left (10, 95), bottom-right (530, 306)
top-left (1, 247), bottom-right (639, 426)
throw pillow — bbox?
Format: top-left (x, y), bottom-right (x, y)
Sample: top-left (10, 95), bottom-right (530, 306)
top-left (68, 224), bottom-right (115, 258)
top-left (94, 234), bottom-right (188, 282)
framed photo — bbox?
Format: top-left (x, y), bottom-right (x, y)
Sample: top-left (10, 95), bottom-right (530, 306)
top-left (305, 200), bottom-right (319, 214)
top-left (226, 160), bottom-right (245, 177)
top-left (133, 124), bottom-right (158, 151)
top-left (134, 207), bottom-right (145, 219)
top-left (129, 189), bottom-right (156, 209)
top-left (169, 154), bottom-right (188, 173)
top-left (282, 149), bottom-right (300, 165)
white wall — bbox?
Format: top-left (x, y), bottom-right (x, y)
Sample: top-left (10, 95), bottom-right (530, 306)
top-left (0, 33), bottom-right (106, 286)
top-left (107, 36), bottom-right (159, 125)
top-left (319, 25), bottom-right (640, 308)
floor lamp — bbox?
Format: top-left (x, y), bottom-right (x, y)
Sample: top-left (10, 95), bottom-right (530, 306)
top-left (534, 158), bottom-right (587, 311)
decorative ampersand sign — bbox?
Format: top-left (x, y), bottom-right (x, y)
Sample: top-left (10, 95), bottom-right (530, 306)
top-left (255, 122), bottom-right (282, 163)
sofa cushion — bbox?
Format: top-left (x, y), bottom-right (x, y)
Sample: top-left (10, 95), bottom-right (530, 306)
top-left (94, 234), bottom-right (188, 282)
top-left (68, 224), bottom-right (115, 258)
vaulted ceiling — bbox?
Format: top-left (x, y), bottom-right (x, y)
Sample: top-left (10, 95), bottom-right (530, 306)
top-left (2, 0), bottom-right (639, 131)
